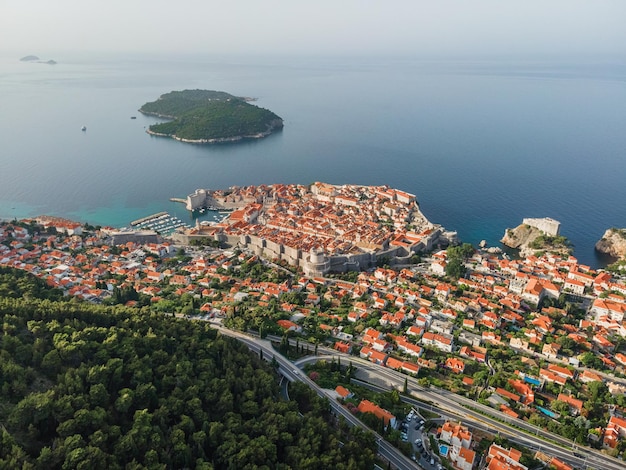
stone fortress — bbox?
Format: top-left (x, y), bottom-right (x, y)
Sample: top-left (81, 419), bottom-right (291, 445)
top-left (176, 182), bottom-right (456, 276)
top-left (522, 217), bottom-right (561, 237)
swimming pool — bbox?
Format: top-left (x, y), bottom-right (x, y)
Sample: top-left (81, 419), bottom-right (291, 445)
top-left (439, 444), bottom-right (449, 457)
top-left (537, 406), bottom-right (559, 418)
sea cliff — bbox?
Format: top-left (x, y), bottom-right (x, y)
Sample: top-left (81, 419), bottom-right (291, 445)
top-left (595, 228), bottom-right (626, 259)
top-left (501, 222), bottom-right (572, 258)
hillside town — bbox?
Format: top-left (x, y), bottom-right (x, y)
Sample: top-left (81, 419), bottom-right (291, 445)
top-left (2, 196), bottom-right (626, 468)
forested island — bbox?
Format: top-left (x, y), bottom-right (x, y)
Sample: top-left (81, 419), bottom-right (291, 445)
top-left (139, 89), bottom-right (283, 144)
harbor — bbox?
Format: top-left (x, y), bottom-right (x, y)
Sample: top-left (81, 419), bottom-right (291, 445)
top-left (129, 212), bottom-right (191, 235)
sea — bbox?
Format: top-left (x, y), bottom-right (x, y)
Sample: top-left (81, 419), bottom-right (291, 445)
top-left (1, 53), bottom-right (625, 268)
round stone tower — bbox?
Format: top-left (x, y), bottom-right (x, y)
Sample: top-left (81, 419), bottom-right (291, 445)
top-left (304, 248), bottom-right (331, 277)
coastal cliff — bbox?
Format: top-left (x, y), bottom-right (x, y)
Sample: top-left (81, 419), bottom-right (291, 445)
top-left (501, 223), bottom-right (572, 258)
top-left (595, 228), bottom-right (626, 259)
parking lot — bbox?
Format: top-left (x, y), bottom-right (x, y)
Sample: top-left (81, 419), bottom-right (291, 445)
top-left (399, 410), bottom-right (441, 470)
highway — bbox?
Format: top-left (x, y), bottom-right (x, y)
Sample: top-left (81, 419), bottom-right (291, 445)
top-left (210, 323), bottom-right (421, 470)
top-left (210, 323), bottom-right (623, 470)
top-left (308, 353), bottom-right (623, 470)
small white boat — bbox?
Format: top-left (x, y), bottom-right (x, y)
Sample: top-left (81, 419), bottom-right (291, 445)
top-left (81, 125), bottom-right (87, 131)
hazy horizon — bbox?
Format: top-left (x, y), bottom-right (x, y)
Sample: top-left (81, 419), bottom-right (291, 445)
top-left (2, 1), bottom-right (625, 59)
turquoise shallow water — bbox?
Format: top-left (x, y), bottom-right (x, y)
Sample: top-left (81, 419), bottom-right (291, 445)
top-left (1, 54), bottom-right (625, 267)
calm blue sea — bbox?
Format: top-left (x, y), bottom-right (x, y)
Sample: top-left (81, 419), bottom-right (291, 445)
top-left (1, 53), bottom-right (625, 267)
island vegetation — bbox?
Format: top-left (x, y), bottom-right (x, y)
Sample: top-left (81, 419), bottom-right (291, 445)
top-left (139, 89), bottom-right (283, 144)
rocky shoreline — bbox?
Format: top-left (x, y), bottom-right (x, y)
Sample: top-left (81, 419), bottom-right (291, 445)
top-left (145, 118), bottom-right (283, 144)
top-left (595, 228), bottom-right (626, 260)
top-left (501, 219), bottom-right (572, 258)
top-left (139, 110), bottom-right (176, 120)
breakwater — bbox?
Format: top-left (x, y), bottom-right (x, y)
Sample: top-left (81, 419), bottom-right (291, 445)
top-left (131, 212), bottom-right (168, 227)
top-left (130, 212), bottom-right (190, 235)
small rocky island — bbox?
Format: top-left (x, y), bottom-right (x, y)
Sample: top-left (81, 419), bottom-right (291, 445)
top-left (139, 89), bottom-right (283, 144)
top-left (595, 228), bottom-right (626, 259)
top-left (501, 217), bottom-right (572, 258)
top-left (20, 55), bottom-right (57, 64)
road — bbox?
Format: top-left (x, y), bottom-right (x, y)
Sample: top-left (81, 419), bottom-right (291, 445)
top-left (210, 323), bottom-right (421, 470)
top-left (310, 353), bottom-right (624, 470)
top-left (208, 321), bottom-right (623, 470)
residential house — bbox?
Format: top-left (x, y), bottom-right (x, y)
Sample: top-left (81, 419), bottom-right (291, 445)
top-left (604, 415), bottom-right (626, 449)
top-left (334, 341), bottom-right (351, 354)
top-left (557, 393), bottom-right (583, 415)
top-left (508, 379), bottom-right (535, 405)
top-left (335, 385), bottom-right (353, 400)
top-left (459, 345), bottom-right (487, 363)
top-left (579, 369), bottom-right (603, 384)
top-left (439, 421), bottom-right (475, 470)
top-left (357, 400), bottom-right (396, 428)
top-left (406, 325), bottom-right (424, 337)
top-left (542, 343), bottom-right (561, 359)
top-left (276, 319), bottom-right (302, 333)
top-left (439, 421), bottom-right (472, 449)
top-left (396, 337), bottom-right (423, 357)
top-left (421, 332), bottom-right (453, 353)
top-left (445, 357), bottom-right (466, 374)
top-left (563, 278), bottom-right (585, 296)
top-left (486, 444), bottom-right (528, 470)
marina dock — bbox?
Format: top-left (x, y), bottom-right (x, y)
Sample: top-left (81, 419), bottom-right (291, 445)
top-left (130, 212), bottom-right (191, 235)
top-left (130, 212), bottom-right (168, 227)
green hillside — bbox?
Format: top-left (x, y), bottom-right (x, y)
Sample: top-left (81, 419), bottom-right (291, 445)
top-left (139, 89), bottom-right (283, 143)
top-left (0, 268), bottom-right (376, 469)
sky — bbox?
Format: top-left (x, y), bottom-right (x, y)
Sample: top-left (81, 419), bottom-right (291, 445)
top-left (2, 0), bottom-right (626, 58)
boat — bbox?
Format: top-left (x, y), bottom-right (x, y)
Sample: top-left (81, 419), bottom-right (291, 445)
top-left (81, 125), bottom-right (87, 131)
top-left (130, 116), bottom-right (136, 119)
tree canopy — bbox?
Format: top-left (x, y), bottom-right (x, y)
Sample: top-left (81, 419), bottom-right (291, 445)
top-left (139, 89), bottom-right (283, 142)
top-left (0, 267), bottom-right (376, 469)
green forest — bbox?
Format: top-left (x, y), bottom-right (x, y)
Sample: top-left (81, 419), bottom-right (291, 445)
top-left (0, 267), bottom-right (377, 469)
top-left (139, 90), bottom-right (283, 142)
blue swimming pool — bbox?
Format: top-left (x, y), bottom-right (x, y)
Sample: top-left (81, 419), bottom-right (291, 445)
top-left (537, 406), bottom-right (558, 418)
top-left (524, 376), bottom-right (541, 386)
top-left (439, 444), bottom-right (449, 457)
